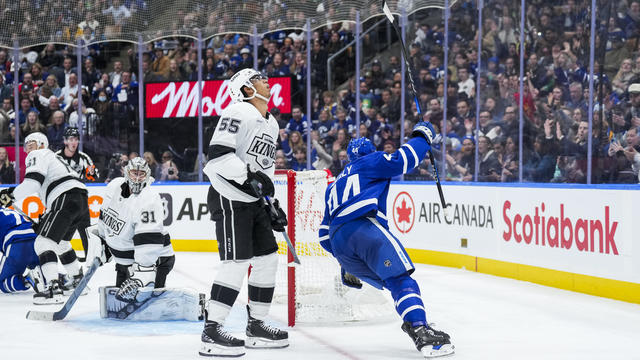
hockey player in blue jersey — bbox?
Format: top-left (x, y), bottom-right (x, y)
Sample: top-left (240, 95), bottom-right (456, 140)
top-left (0, 206), bottom-right (42, 293)
top-left (318, 121), bottom-right (454, 358)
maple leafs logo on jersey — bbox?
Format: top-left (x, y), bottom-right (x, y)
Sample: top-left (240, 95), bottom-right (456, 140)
top-left (100, 207), bottom-right (125, 236)
top-left (248, 133), bottom-right (276, 170)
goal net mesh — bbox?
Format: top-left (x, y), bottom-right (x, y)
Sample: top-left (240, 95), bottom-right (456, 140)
top-left (0, 0), bottom-right (451, 48)
top-left (273, 170), bottom-right (395, 325)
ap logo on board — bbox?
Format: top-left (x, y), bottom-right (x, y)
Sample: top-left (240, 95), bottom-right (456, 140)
top-left (392, 191), bottom-right (415, 234)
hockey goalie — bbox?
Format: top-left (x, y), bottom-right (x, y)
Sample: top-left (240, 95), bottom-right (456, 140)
top-left (88, 157), bottom-right (203, 321)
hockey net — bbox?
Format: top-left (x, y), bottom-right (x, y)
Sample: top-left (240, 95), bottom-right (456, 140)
top-left (273, 170), bottom-right (395, 327)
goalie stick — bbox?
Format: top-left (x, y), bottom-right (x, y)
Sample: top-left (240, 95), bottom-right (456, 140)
top-left (26, 257), bottom-right (101, 321)
top-left (381, 1), bottom-right (448, 213)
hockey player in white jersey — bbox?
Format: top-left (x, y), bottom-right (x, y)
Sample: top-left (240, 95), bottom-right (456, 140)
top-left (0, 132), bottom-right (90, 305)
top-left (200, 68), bottom-right (288, 357)
top-left (92, 157), bottom-right (175, 301)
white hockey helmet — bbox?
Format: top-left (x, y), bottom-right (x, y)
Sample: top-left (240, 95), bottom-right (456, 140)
top-left (228, 68), bottom-right (269, 102)
top-left (124, 157), bottom-right (152, 194)
top-left (24, 132), bottom-right (49, 151)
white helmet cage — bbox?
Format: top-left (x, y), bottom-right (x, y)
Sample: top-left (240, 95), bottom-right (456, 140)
top-left (124, 157), bottom-right (152, 194)
top-left (24, 132), bottom-right (49, 150)
top-left (227, 68), bottom-right (269, 102)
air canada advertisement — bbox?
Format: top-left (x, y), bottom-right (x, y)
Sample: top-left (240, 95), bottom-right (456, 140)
top-left (387, 184), bottom-right (637, 283)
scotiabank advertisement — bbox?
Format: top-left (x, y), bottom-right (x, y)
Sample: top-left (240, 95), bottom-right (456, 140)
top-left (144, 77), bottom-right (292, 119)
top-left (387, 184), bottom-right (639, 284)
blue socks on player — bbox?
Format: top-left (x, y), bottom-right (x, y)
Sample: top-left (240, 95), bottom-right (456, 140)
top-left (384, 274), bottom-right (427, 327)
top-left (0, 275), bottom-right (29, 293)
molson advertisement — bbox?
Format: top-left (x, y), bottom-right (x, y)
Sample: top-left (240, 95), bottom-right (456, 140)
top-left (144, 77), bottom-right (292, 119)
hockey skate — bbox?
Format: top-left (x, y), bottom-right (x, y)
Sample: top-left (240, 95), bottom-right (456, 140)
top-left (199, 312), bottom-right (245, 357)
top-left (59, 269), bottom-right (89, 296)
top-left (33, 279), bottom-right (64, 305)
top-left (245, 305), bottom-right (289, 349)
top-left (23, 267), bottom-right (45, 293)
top-left (401, 321), bottom-right (455, 358)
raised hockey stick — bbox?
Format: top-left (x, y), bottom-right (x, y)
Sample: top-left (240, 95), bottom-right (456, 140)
top-left (381, 1), bottom-right (448, 212)
top-left (26, 257), bottom-right (101, 321)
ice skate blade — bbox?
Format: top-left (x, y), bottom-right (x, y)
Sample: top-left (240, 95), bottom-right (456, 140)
top-left (421, 344), bottom-right (455, 358)
top-left (33, 295), bottom-right (64, 305)
top-left (199, 342), bottom-right (245, 357)
top-left (245, 337), bottom-right (289, 349)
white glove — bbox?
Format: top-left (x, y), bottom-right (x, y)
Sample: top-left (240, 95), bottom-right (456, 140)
top-left (85, 224), bottom-right (111, 265)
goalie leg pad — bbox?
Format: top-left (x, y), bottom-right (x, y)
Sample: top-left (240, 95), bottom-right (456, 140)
top-left (384, 273), bottom-right (427, 326)
top-left (247, 252), bottom-right (277, 320)
top-left (155, 255), bottom-right (175, 288)
top-left (100, 286), bottom-right (205, 321)
top-left (207, 260), bottom-right (250, 323)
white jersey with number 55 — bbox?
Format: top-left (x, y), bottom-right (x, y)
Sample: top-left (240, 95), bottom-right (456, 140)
top-left (13, 148), bottom-right (86, 208)
top-left (98, 177), bottom-right (172, 266)
top-left (203, 101), bottom-right (279, 203)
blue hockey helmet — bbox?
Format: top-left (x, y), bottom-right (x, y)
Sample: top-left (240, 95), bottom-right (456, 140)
top-left (347, 137), bottom-right (376, 161)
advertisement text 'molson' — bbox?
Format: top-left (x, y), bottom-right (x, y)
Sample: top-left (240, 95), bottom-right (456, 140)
top-left (145, 77), bottom-right (292, 119)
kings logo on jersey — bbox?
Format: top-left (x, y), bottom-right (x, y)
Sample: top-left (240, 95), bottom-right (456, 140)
top-left (248, 133), bottom-right (276, 170)
top-left (100, 207), bottom-right (125, 235)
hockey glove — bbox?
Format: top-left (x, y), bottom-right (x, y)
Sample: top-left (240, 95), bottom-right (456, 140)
top-left (269, 198), bottom-right (288, 232)
top-left (0, 187), bottom-right (15, 207)
top-left (86, 225), bottom-right (112, 265)
top-left (115, 263), bottom-right (156, 302)
top-left (341, 267), bottom-right (363, 289)
top-left (246, 165), bottom-right (275, 197)
top-left (411, 121), bottom-right (437, 145)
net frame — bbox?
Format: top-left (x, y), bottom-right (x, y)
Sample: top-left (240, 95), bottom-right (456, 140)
top-left (274, 169), bottom-right (395, 327)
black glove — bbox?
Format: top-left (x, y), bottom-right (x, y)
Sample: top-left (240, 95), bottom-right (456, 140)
top-left (268, 198), bottom-right (288, 232)
top-left (341, 267), bottom-right (363, 289)
top-left (246, 166), bottom-right (275, 197)
top-left (0, 187), bottom-right (15, 207)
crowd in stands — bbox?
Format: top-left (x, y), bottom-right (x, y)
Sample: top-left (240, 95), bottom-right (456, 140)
top-left (2, 0), bottom-right (640, 185)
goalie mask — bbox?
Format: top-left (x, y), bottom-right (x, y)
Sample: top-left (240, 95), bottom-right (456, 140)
top-left (124, 157), bottom-right (152, 194)
top-left (228, 68), bottom-right (270, 103)
top-left (347, 137), bottom-right (376, 161)
top-left (24, 132), bottom-right (49, 151)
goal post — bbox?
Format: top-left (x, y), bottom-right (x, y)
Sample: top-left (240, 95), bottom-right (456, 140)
top-left (273, 169), bottom-right (395, 327)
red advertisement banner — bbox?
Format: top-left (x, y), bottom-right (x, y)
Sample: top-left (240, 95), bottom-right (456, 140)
top-left (145, 77), bottom-right (292, 119)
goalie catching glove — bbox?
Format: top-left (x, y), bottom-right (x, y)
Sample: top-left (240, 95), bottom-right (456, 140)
top-left (0, 187), bottom-right (15, 207)
top-left (115, 263), bottom-right (156, 303)
top-left (411, 121), bottom-right (437, 145)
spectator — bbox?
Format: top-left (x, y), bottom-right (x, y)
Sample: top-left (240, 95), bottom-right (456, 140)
top-left (143, 151), bottom-right (160, 178)
top-left (477, 136), bottom-right (501, 182)
top-left (21, 111), bottom-right (47, 139)
top-left (68, 98), bottom-right (96, 131)
top-left (17, 98), bottom-right (38, 126)
top-left (38, 75), bottom-right (62, 100)
top-left (82, 58), bottom-right (101, 90)
top-left (55, 56), bottom-right (77, 89)
top-left (330, 149), bottom-right (349, 175)
top-left (92, 73), bottom-right (113, 99)
top-left (47, 110), bottom-right (67, 151)
top-left (109, 61), bottom-right (125, 88)
top-left (39, 44), bottom-right (62, 70)
top-left (152, 47), bottom-right (170, 79)
top-left (0, 98), bottom-right (13, 141)
top-left (285, 105), bottom-right (310, 136)
top-left (105, 153), bottom-right (129, 183)
top-left (612, 59), bottom-right (635, 95)
top-left (331, 128), bottom-right (350, 157)
top-left (0, 74), bottom-right (11, 102)
top-left (0, 147), bottom-right (15, 184)
top-left (59, 73), bottom-right (79, 109)
top-left (156, 151), bottom-right (179, 181)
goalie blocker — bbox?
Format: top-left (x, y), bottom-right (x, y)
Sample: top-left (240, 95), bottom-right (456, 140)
top-left (100, 286), bottom-right (205, 321)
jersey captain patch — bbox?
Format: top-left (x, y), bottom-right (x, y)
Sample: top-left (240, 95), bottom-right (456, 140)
top-left (100, 207), bottom-right (125, 236)
top-left (248, 133), bottom-right (276, 170)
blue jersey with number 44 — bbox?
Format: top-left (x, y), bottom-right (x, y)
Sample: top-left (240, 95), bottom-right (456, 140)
top-left (318, 137), bottom-right (431, 248)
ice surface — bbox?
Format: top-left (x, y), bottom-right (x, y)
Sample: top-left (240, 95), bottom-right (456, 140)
top-left (2, 252), bottom-right (639, 360)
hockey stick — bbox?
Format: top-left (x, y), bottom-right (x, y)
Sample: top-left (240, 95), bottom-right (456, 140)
top-left (264, 195), bottom-right (301, 265)
top-left (26, 257), bottom-right (101, 321)
top-left (248, 181), bottom-right (301, 264)
top-left (381, 1), bottom-right (448, 212)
